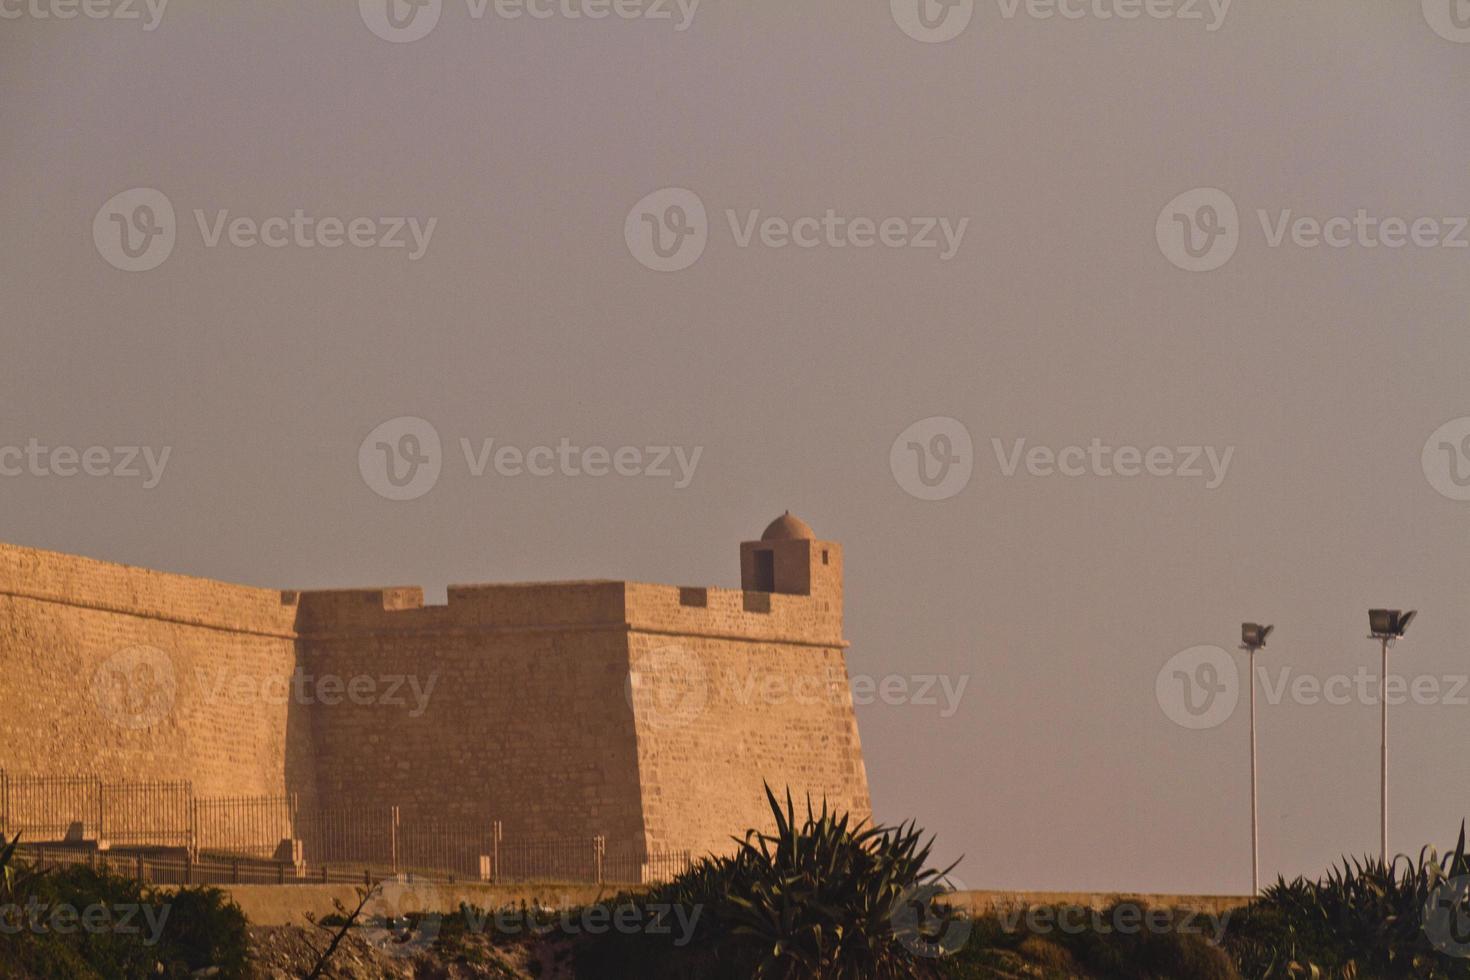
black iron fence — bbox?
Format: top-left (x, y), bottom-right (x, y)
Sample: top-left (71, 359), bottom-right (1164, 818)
top-left (0, 772), bottom-right (693, 886)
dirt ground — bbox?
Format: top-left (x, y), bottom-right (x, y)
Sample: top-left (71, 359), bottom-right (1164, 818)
top-left (247, 924), bottom-right (578, 980)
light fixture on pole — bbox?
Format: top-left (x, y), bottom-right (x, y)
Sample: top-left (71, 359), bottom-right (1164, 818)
top-left (1240, 622), bottom-right (1273, 895)
top-left (1368, 608), bottom-right (1416, 864)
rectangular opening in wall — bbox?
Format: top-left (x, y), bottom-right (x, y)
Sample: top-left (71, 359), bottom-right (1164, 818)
top-left (743, 591), bottom-right (772, 614)
top-left (822, 549), bottom-right (829, 565)
top-left (753, 549), bottom-right (775, 592)
top-left (679, 587), bottom-right (708, 608)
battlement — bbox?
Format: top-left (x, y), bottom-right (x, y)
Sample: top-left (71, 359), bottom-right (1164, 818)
top-left (0, 514), bottom-right (845, 648)
top-left (0, 513), bottom-right (868, 862)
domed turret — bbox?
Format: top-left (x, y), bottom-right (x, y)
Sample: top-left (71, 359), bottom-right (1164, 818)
top-left (760, 511), bottom-right (815, 542)
top-left (740, 512), bottom-right (841, 600)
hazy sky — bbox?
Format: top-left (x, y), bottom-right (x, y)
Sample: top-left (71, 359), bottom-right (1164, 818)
top-left (4, 1), bottom-right (1470, 895)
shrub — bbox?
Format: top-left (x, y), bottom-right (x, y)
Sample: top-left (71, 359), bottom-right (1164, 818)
top-left (1224, 823), bottom-right (1470, 979)
top-left (573, 784), bottom-right (963, 979)
top-left (0, 844), bottom-right (250, 980)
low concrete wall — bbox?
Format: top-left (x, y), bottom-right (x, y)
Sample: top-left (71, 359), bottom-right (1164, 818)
top-left (951, 891), bottom-right (1251, 916)
top-left (168, 882), bottom-right (632, 927)
top-left (189, 884), bottom-right (1253, 928)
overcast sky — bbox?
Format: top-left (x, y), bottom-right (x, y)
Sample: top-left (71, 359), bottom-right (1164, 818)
top-left (4, 1), bottom-right (1470, 894)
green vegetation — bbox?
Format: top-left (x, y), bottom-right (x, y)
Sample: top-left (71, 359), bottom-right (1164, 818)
top-left (1222, 824), bottom-right (1470, 979)
top-left (0, 836), bottom-right (251, 980)
top-left (571, 783), bottom-right (960, 978)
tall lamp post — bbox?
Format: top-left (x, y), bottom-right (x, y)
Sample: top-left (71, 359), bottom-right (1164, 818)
top-left (1368, 608), bottom-right (1417, 864)
top-left (1241, 622), bottom-right (1273, 895)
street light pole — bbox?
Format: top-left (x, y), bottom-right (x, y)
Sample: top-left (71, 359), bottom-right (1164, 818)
top-left (1250, 644), bottom-right (1259, 894)
top-left (1240, 622), bottom-right (1272, 895)
top-left (1380, 634), bottom-right (1389, 865)
top-left (1368, 609), bottom-right (1415, 866)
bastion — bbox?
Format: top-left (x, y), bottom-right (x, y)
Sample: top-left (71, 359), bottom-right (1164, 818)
top-left (0, 513), bottom-right (871, 863)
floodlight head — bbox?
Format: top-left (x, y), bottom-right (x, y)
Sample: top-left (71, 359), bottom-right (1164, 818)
top-left (1369, 609), bottom-right (1417, 638)
top-left (1241, 622), bottom-right (1273, 649)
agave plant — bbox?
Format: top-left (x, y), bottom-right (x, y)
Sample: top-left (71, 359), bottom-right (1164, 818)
top-left (577, 785), bottom-right (963, 980)
top-left (1226, 823), bottom-right (1470, 979)
top-left (714, 784), bottom-right (960, 980)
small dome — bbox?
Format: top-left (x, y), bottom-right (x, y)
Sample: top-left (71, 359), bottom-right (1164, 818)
top-left (761, 511), bottom-right (816, 541)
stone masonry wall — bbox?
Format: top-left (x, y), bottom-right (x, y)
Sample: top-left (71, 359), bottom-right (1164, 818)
top-left (0, 542), bottom-right (871, 865)
top-left (0, 543), bottom-right (308, 799)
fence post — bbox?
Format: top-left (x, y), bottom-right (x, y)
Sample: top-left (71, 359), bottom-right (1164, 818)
top-left (135, 854), bottom-right (144, 882)
top-left (594, 835), bottom-right (605, 885)
top-left (231, 858), bottom-right (240, 884)
top-left (184, 850), bottom-right (192, 885)
top-left (492, 820), bottom-right (502, 883)
top-left (1, 770), bottom-right (7, 839)
top-left (390, 806), bottom-right (400, 876)
top-left (96, 776), bottom-right (106, 843)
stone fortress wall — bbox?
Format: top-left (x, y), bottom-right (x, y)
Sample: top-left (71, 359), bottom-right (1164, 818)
top-left (0, 513), bottom-right (870, 861)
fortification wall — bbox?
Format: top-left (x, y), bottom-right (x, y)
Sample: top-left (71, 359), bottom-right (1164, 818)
top-left (296, 584), bottom-right (645, 846)
top-left (626, 616), bottom-right (870, 860)
top-left (0, 534), bottom-right (870, 865)
top-left (0, 543), bottom-right (309, 799)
